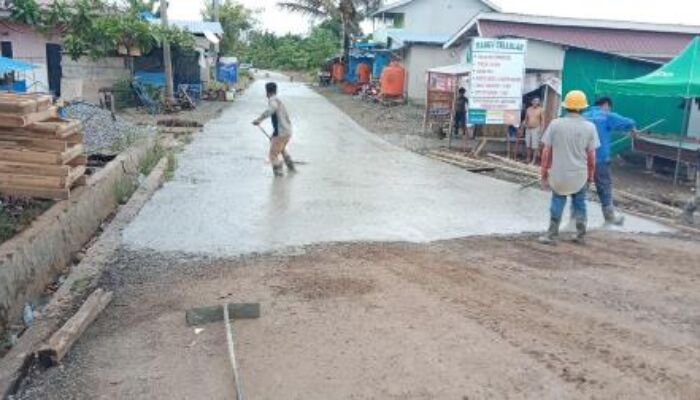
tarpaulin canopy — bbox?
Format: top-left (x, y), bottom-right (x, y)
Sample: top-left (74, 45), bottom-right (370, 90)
top-left (0, 56), bottom-right (36, 74)
top-left (596, 37), bottom-right (700, 98)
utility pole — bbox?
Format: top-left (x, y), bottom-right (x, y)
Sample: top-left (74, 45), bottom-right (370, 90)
top-left (160, 0), bottom-right (174, 104)
top-left (212, 0), bottom-right (220, 22)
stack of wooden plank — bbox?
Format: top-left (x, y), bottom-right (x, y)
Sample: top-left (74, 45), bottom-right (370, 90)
top-left (0, 93), bottom-right (87, 200)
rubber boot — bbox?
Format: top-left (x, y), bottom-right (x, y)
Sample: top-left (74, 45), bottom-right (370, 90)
top-left (603, 206), bottom-right (625, 226)
top-left (538, 218), bottom-right (560, 245)
top-left (272, 164), bottom-right (284, 177)
top-left (573, 217), bottom-right (587, 244)
top-left (283, 153), bottom-right (296, 172)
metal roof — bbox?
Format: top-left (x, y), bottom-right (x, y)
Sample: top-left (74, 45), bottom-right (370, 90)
top-left (479, 21), bottom-right (696, 59)
top-left (371, 0), bottom-right (500, 17)
top-left (388, 30), bottom-right (453, 45)
top-left (148, 19), bottom-right (223, 35)
top-left (444, 12), bottom-right (700, 59)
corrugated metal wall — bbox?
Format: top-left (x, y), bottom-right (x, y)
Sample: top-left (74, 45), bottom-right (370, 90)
top-left (562, 48), bottom-right (684, 135)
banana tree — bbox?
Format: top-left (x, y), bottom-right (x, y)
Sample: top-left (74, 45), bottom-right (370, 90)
top-left (278, 0), bottom-right (381, 63)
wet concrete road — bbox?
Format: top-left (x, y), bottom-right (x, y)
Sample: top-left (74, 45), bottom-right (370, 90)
top-left (123, 78), bottom-right (667, 256)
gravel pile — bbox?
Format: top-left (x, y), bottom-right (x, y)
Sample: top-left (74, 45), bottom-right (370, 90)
top-left (63, 103), bottom-right (156, 155)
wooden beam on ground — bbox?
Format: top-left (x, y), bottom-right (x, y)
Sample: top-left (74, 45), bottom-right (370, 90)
top-left (186, 303), bottom-right (261, 326)
top-left (37, 289), bottom-right (113, 368)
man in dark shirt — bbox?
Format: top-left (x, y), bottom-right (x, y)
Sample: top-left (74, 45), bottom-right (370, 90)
top-left (454, 87), bottom-right (468, 136)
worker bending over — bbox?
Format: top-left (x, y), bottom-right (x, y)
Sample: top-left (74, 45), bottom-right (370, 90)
top-left (539, 90), bottom-right (600, 245)
top-left (253, 82), bottom-right (295, 177)
top-left (583, 96), bottom-right (636, 225)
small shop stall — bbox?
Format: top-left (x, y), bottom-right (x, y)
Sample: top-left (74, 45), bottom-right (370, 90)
top-left (423, 64), bottom-right (470, 148)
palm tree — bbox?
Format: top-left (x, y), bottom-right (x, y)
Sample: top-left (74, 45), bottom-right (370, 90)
top-left (278, 0), bottom-right (381, 63)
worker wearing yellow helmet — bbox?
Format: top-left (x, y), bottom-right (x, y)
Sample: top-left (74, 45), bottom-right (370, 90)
top-left (539, 90), bottom-right (600, 245)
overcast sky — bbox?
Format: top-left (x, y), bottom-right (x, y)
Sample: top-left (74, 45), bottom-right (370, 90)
top-left (169, 0), bottom-right (700, 35)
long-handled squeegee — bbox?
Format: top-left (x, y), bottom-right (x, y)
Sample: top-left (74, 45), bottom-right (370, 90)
top-left (186, 303), bottom-right (261, 400)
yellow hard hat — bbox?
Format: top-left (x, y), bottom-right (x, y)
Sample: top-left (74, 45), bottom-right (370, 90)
top-left (562, 90), bottom-right (589, 110)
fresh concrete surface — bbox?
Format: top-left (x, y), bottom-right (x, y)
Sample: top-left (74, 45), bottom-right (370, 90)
top-left (123, 79), bottom-right (668, 256)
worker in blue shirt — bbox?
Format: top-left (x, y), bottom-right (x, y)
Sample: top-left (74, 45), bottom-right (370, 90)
top-left (583, 96), bottom-right (637, 225)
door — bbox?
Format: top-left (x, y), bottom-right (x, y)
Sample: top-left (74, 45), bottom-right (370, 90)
top-left (1, 42), bottom-right (13, 58)
top-left (45, 43), bottom-right (62, 97)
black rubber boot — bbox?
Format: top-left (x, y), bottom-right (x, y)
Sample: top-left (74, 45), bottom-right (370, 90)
top-left (538, 218), bottom-right (561, 245)
top-left (603, 206), bottom-right (624, 226)
top-left (283, 153), bottom-right (296, 172)
top-left (272, 164), bottom-right (284, 177)
top-left (573, 217), bottom-right (587, 244)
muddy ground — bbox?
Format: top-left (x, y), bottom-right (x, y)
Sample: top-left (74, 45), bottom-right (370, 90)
top-left (14, 231), bottom-right (700, 399)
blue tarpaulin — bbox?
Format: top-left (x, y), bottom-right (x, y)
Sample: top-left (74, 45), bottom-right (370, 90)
top-left (373, 51), bottom-right (391, 78)
top-left (217, 63), bottom-right (238, 84)
top-left (134, 71), bottom-right (166, 87)
top-left (0, 56), bottom-right (36, 74)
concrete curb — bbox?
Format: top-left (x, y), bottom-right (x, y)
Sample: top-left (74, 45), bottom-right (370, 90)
top-left (0, 153), bottom-right (169, 399)
top-left (0, 137), bottom-right (154, 332)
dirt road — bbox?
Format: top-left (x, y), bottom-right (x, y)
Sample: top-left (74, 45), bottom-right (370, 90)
top-left (16, 232), bottom-right (700, 399)
top-left (14, 76), bottom-right (700, 399)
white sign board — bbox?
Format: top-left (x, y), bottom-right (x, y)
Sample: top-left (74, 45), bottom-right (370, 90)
top-left (468, 38), bottom-right (527, 125)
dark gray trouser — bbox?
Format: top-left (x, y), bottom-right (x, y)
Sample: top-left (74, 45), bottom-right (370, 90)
top-left (595, 161), bottom-right (614, 208)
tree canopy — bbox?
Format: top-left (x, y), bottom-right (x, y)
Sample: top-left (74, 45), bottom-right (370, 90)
top-left (203, 0), bottom-right (254, 57)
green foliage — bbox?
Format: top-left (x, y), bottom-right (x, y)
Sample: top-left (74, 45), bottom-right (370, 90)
top-left (9, 0), bottom-right (194, 61)
top-left (203, 0), bottom-right (254, 56)
top-left (139, 143), bottom-right (166, 176)
top-left (113, 176), bottom-right (138, 205)
top-left (9, 0), bottom-right (42, 26)
top-left (246, 24), bottom-right (340, 71)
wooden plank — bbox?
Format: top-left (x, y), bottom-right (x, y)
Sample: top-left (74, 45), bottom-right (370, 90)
top-left (67, 154), bottom-right (88, 167)
top-left (28, 118), bottom-right (81, 136)
top-left (61, 144), bottom-right (84, 164)
top-left (66, 165), bottom-right (86, 187)
top-left (72, 174), bottom-right (87, 188)
top-left (0, 172), bottom-right (65, 188)
top-left (0, 184), bottom-right (69, 199)
top-left (0, 118), bottom-right (82, 137)
top-left (0, 147), bottom-right (62, 164)
top-left (0, 107), bottom-right (57, 128)
top-left (0, 135), bottom-right (68, 151)
top-left (37, 289), bottom-right (113, 367)
top-left (0, 94), bottom-right (52, 114)
top-left (0, 126), bottom-right (81, 140)
top-left (186, 303), bottom-right (261, 326)
top-left (0, 161), bottom-right (70, 176)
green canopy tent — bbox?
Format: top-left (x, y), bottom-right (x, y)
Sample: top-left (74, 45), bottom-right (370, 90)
top-left (596, 36), bottom-right (700, 198)
top-left (597, 36), bottom-right (700, 98)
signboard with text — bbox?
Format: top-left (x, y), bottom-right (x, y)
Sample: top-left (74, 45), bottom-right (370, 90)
top-left (468, 38), bottom-right (527, 125)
